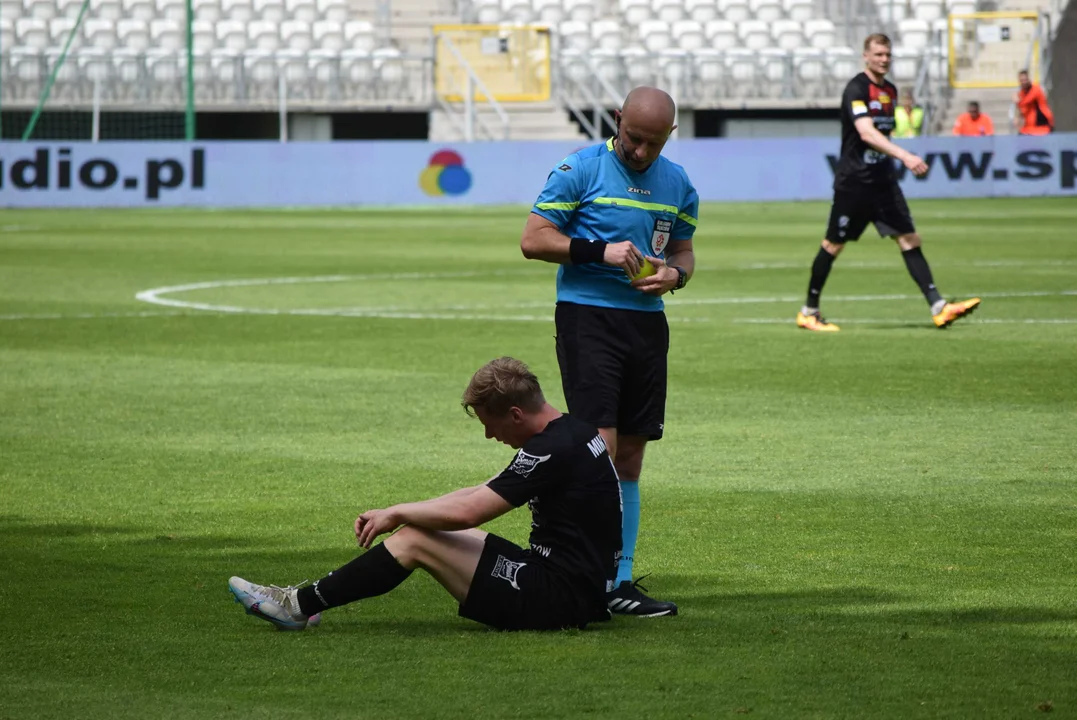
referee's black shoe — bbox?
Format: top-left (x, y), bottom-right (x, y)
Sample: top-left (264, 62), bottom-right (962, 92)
top-left (607, 576), bottom-right (678, 617)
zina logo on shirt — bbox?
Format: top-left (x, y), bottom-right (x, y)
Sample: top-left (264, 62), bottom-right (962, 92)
top-left (509, 451), bottom-right (551, 477)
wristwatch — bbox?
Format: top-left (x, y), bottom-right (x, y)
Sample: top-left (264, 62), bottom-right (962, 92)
top-left (673, 266), bottom-right (688, 290)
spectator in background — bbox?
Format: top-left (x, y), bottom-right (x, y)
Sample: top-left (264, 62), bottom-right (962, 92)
top-left (953, 101), bottom-right (995, 136)
top-left (1014, 69), bottom-right (1054, 135)
top-left (893, 88), bottom-right (924, 138)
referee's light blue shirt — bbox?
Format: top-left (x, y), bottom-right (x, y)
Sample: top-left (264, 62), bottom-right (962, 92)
top-left (531, 137), bottom-right (699, 313)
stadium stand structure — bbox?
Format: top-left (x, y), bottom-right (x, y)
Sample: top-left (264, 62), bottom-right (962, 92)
top-left (0, 0), bottom-right (1069, 138)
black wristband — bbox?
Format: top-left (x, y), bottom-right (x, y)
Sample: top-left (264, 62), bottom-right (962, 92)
top-left (569, 238), bottom-right (608, 265)
top-left (673, 266), bottom-right (688, 289)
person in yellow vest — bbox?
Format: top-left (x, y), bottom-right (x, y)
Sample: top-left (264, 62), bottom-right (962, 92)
top-left (893, 88), bottom-right (924, 138)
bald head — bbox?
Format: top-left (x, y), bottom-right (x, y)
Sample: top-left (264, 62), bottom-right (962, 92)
top-left (615, 86), bottom-right (678, 172)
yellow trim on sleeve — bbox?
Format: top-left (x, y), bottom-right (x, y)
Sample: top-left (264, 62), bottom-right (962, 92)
top-left (535, 201), bottom-right (580, 211)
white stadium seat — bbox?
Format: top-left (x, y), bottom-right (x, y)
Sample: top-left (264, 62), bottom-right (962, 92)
top-left (652, 0), bottom-right (684, 22)
top-left (308, 48), bottom-right (340, 100)
top-left (122, 0), bottom-right (158, 21)
top-left (826, 45), bottom-right (857, 82)
top-left (890, 45), bottom-right (919, 81)
top-left (783, 0), bottom-right (813, 21)
top-left (254, 0), bottom-right (285, 21)
top-left (312, 20), bottom-right (343, 51)
top-left (340, 48), bottom-right (374, 95)
top-left (589, 48), bottom-right (625, 88)
top-left (504, 0), bottom-right (535, 23)
top-left (559, 47), bottom-right (589, 84)
top-left (771, 19), bottom-right (803, 50)
top-left (559, 20), bottom-right (590, 50)
top-left (704, 19), bottom-right (738, 49)
top-left (317, 0), bottom-right (347, 22)
top-left (373, 46), bottom-right (405, 97)
top-left (620, 46), bottom-right (655, 86)
top-left (55, 0), bottom-right (83, 17)
top-left (16, 18), bottom-right (50, 48)
top-left (48, 17), bottom-right (79, 46)
top-left (910, 0), bottom-right (943, 20)
top-left (946, 0), bottom-right (977, 14)
top-left (686, 0), bottom-right (718, 23)
top-left (757, 47), bottom-right (791, 96)
top-left (1, 19), bottom-right (14, 52)
top-left (190, 20), bottom-right (216, 52)
top-left (749, 0), bottom-right (784, 22)
top-left (725, 47), bottom-right (758, 86)
top-left (637, 19), bottom-right (672, 52)
top-left (564, 0), bottom-right (595, 22)
top-left (116, 19), bottom-right (150, 51)
top-left (694, 48), bottom-right (726, 98)
top-left (804, 18), bottom-right (835, 48)
top-left (658, 47), bottom-right (689, 92)
top-left (738, 19), bottom-right (770, 50)
top-left (793, 46), bottom-right (825, 84)
top-left (248, 20), bottom-right (281, 51)
top-left (156, 0), bottom-right (187, 21)
top-left (619, 0), bottom-right (652, 26)
top-left (26, 0), bottom-right (56, 21)
top-left (285, 0), bottom-right (317, 23)
top-left (77, 47), bottom-right (112, 85)
top-left (717, 0), bottom-right (751, 23)
top-left (82, 18), bottom-right (118, 49)
top-left (222, 0), bottom-right (255, 21)
top-left (344, 20), bottom-right (375, 52)
top-left (592, 19), bottom-right (624, 52)
top-left (280, 20), bottom-right (313, 51)
top-left (112, 48), bottom-right (142, 96)
top-left (150, 19), bottom-right (184, 52)
top-left (216, 20), bottom-right (248, 50)
top-left (473, 0), bottom-right (501, 23)
top-left (193, 0), bottom-right (222, 22)
top-left (533, 0), bottom-right (564, 24)
top-left (875, 0), bottom-right (908, 23)
top-left (94, 0), bottom-right (123, 20)
top-left (672, 19), bottom-right (705, 50)
top-left (899, 18), bottom-right (929, 49)
top-left (278, 49), bottom-right (310, 97)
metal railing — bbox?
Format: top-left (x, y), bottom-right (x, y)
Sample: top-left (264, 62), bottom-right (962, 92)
top-left (433, 31), bottom-right (509, 140)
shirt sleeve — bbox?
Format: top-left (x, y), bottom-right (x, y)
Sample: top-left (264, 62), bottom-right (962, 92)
top-left (984, 115), bottom-right (994, 135)
top-left (672, 181), bottom-right (699, 241)
top-left (531, 156), bottom-right (585, 229)
top-left (843, 78), bottom-right (870, 123)
top-left (486, 439), bottom-right (564, 507)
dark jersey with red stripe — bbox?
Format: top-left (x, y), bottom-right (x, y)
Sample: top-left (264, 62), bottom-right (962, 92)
top-left (833, 72), bottom-right (898, 190)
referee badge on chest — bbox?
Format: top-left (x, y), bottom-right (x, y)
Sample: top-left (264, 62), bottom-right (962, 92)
top-left (651, 218), bottom-right (672, 255)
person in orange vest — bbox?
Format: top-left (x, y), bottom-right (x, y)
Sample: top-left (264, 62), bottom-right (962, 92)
top-left (1013, 69), bottom-right (1053, 135)
top-left (953, 101), bottom-right (994, 136)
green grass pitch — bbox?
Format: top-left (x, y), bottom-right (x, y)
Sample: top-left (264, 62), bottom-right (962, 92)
top-left (1, 198), bottom-right (1075, 719)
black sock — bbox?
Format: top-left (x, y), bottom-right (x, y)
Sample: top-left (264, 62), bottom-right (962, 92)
top-left (805, 247), bottom-right (837, 309)
top-left (901, 247), bottom-right (944, 306)
top-left (296, 543), bottom-right (413, 616)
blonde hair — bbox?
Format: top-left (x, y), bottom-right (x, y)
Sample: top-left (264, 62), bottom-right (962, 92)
top-left (864, 33), bottom-right (892, 50)
top-left (462, 357), bottom-right (545, 417)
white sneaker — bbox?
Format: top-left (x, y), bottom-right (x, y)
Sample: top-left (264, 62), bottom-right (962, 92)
top-left (229, 576), bottom-right (310, 631)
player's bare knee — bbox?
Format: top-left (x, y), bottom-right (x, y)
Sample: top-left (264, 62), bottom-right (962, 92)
top-left (821, 239), bottom-right (845, 257)
top-left (895, 233), bottom-right (921, 250)
top-left (382, 525), bottom-right (428, 566)
top-left (614, 439), bottom-right (647, 479)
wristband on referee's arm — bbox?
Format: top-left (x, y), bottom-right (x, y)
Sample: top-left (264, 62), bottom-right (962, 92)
top-left (569, 237), bottom-right (608, 265)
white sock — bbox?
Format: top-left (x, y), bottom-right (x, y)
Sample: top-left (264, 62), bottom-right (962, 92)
top-left (931, 299), bottom-right (947, 316)
top-left (801, 305), bottom-right (819, 316)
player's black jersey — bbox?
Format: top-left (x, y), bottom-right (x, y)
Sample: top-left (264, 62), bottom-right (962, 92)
top-left (486, 414), bottom-right (622, 593)
top-left (833, 72), bottom-right (899, 190)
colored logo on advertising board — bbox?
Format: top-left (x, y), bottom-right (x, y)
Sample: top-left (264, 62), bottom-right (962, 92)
top-left (419, 149), bottom-right (472, 196)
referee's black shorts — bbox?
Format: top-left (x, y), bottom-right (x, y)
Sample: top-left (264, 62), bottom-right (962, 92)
top-left (825, 182), bottom-right (916, 243)
top-left (554, 302), bottom-right (669, 441)
top-left (459, 533), bottom-right (603, 631)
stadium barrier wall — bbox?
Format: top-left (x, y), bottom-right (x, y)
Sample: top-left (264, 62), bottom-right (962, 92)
top-left (1, 134), bottom-right (1075, 208)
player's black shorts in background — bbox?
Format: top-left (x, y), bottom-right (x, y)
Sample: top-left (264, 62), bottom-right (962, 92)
top-left (459, 533), bottom-right (603, 630)
top-left (554, 302), bottom-right (669, 441)
top-left (825, 182), bottom-right (916, 243)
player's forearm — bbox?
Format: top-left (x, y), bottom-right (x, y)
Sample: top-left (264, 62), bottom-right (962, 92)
top-left (521, 224), bottom-right (574, 264)
top-left (666, 249), bottom-right (695, 279)
top-left (861, 127), bottom-right (915, 164)
top-left (390, 492), bottom-right (481, 531)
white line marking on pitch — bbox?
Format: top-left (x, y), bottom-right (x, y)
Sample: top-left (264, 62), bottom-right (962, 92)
top-left (0, 311), bottom-right (187, 321)
top-left (734, 318), bottom-right (1077, 325)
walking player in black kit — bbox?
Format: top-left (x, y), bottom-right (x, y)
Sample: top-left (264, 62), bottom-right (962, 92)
top-left (228, 357), bottom-right (622, 631)
top-left (796, 33), bottom-right (981, 332)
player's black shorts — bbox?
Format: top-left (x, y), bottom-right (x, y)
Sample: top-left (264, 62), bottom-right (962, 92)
top-left (554, 302), bottom-right (669, 441)
top-left (825, 182), bottom-right (916, 243)
top-left (459, 533), bottom-right (602, 631)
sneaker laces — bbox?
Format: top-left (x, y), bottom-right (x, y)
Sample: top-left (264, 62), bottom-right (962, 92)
top-left (630, 574), bottom-right (653, 595)
top-left (265, 580), bottom-right (309, 618)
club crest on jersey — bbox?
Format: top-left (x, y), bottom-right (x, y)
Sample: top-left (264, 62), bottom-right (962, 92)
top-left (509, 450), bottom-right (551, 477)
top-left (870, 100), bottom-right (883, 111)
top-left (651, 218), bottom-right (672, 255)
top-left (878, 92), bottom-right (891, 104)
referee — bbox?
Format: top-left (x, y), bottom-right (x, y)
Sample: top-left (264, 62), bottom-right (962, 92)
top-left (520, 86), bottom-right (698, 617)
top-left (797, 33), bottom-right (981, 332)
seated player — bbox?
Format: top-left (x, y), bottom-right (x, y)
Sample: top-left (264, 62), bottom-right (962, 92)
top-left (228, 357), bottom-right (623, 632)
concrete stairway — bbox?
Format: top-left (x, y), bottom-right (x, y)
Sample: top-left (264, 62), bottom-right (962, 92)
top-left (347, 0), bottom-right (459, 55)
top-left (430, 101), bottom-right (591, 140)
